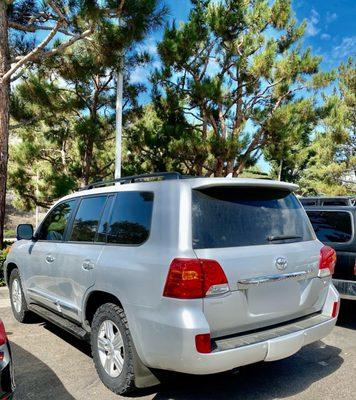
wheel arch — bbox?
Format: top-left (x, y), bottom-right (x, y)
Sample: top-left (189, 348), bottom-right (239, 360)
top-left (84, 290), bottom-right (123, 327)
top-left (5, 262), bottom-right (19, 286)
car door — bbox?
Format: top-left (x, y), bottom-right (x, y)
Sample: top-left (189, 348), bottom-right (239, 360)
top-left (50, 194), bottom-right (111, 322)
top-left (25, 199), bottom-right (77, 311)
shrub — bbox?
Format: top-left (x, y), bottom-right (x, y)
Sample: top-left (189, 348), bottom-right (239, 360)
top-left (0, 246), bottom-right (11, 286)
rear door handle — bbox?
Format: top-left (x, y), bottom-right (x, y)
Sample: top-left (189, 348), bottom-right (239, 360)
top-left (45, 255), bottom-right (55, 263)
top-left (82, 260), bottom-right (94, 271)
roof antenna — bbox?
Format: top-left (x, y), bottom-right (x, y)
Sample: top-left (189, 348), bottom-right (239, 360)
top-left (226, 173), bottom-right (233, 178)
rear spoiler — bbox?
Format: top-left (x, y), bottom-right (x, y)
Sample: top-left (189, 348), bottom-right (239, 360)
top-left (188, 178), bottom-right (298, 192)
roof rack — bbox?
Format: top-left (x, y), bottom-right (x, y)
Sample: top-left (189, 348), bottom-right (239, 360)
top-left (80, 171), bottom-right (184, 191)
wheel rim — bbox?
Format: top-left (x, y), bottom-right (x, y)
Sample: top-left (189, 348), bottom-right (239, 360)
top-left (97, 320), bottom-right (125, 378)
top-left (12, 278), bottom-right (22, 313)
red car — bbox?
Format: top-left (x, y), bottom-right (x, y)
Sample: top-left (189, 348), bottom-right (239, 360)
top-left (0, 319), bottom-right (14, 399)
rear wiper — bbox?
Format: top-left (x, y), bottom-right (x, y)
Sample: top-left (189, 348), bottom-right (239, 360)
top-left (267, 235), bottom-right (302, 242)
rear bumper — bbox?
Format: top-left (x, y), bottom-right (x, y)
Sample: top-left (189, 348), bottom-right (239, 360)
top-left (333, 279), bottom-right (356, 300)
top-left (132, 284), bottom-right (339, 375)
top-left (165, 314), bottom-right (336, 375)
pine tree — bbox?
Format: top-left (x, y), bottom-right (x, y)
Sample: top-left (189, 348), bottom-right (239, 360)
top-left (151, 0), bottom-right (331, 177)
top-left (0, 1), bottom-right (165, 243)
top-left (299, 59), bottom-right (356, 195)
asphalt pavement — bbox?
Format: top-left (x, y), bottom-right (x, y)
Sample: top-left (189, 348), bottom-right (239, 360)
top-left (0, 287), bottom-right (355, 400)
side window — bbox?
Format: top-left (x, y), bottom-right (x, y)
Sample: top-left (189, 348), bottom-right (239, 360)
top-left (96, 196), bottom-right (114, 243)
top-left (38, 200), bottom-right (76, 241)
top-left (307, 211), bottom-right (353, 243)
top-left (70, 196), bottom-right (107, 242)
top-left (107, 192), bottom-right (154, 245)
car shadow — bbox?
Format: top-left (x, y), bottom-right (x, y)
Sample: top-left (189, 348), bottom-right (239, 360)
top-left (42, 321), bottom-right (92, 357)
top-left (31, 320), bottom-right (344, 400)
top-left (10, 342), bottom-right (75, 400)
top-left (336, 299), bottom-right (356, 330)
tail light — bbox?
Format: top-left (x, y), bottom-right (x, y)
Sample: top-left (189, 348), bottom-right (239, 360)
top-left (354, 258), bottom-right (356, 276)
top-left (163, 258), bottom-right (229, 299)
top-left (318, 246), bottom-right (336, 278)
top-left (0, 320), bottom-right (7, 346)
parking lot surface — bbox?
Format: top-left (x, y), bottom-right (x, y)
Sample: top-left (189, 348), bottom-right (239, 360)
top-left (0, 287), bottom-right (355, 400)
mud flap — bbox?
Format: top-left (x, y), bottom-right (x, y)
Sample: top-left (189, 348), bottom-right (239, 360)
top-left (132, 344), bottom-right (161, 389)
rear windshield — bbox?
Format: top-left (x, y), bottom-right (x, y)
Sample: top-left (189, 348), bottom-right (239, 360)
top-left (306, 211), bottom-right (353, 243)
top-left (322, 200), bottom-right (348, 206)
top-left (192, 186), bottom-right (314, 249)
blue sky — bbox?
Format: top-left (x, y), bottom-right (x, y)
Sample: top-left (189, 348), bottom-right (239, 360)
top-left (133, 0), bottom-right (356, 87)
top-left (131, 0), bottom-right (355, 172)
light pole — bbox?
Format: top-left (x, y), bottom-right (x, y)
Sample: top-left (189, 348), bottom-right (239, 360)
top-left (115, 68), bottom-right (123, 180)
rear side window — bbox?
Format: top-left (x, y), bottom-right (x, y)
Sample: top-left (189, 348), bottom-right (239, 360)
top-left (192, 187), bottom-right (313, 249)
top-left (70, 196), bottom-right (107, 242)
top-left (107, 192), bottom-right (153, 245)
top-left (307, 211), bottom-right (353, 243)
top-left (96, 196), bottom-right (114, 243)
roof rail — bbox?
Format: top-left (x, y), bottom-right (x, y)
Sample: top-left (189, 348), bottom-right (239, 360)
top-left (80, 171), bottom-right (183, 191)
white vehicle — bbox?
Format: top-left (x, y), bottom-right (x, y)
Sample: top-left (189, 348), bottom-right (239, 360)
top-left (5, 173), bottom-right (339, 394)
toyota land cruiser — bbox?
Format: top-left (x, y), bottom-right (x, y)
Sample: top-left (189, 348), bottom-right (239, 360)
top-left (4, 173), bottom-right (339, 395)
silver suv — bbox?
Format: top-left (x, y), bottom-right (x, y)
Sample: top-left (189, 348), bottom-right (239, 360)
top-left (5, 173), bottom-right (340, 395)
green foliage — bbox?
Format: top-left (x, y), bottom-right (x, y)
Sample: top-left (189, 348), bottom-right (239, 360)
top-left (299, 59), bottom-right (356, 195)
top-left (9, 0), bottom-right (166, 210)
top-left (150, 0), bottom-right (329, 176)
top-left (0, 246), bottom-right (11, 286)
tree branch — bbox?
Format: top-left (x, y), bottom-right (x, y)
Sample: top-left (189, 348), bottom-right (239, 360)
top-left (2, 19), bottom-right (63, 83)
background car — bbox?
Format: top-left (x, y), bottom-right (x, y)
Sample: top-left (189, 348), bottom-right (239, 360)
top-left (0, 319), bottom-right (15, 399)
top-left (303, 199), bottom-right (356, 301)
top-left (300, 196), bottom-right (356, 207)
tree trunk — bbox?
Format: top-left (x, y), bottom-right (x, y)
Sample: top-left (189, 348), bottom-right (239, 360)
top-left (0, 1), bottom-right (10, 249)
top-left (226, 160), bottom-right (234, 175)
top-left (235, 160), bottom-right (245, 176)
top-left (83, 139), bottom-right (94, 185)
top-left (215, 157), bottom-right (224, 177)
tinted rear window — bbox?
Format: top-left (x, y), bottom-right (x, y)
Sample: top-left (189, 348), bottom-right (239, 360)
top-left (322, 200), bottom-right (348, 206)
top-left (192, 187), bottom-right (313, 249)
top-left (307, 211), bottom-right (353, 243)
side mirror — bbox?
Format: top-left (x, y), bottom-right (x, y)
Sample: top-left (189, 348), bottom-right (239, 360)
top-left (16, 224), bottom-right (34, 241)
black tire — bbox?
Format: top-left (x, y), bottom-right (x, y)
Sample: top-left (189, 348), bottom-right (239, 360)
top-left (9, 269), bottom-right (31, 323)
top-left (91, 303), bottom-right (136, 395)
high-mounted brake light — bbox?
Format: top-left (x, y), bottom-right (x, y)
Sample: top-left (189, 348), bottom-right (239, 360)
top-left (163, 258), bottom-right (229, 299)
top-left (318, 246), bottom-right (336, 278)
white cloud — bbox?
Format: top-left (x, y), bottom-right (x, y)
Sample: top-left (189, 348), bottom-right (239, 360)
top-left (139, 36), bottom-right (158, 56)
top-left (321, 33), bottom-right (331, 40)
top-left (306, 9), bottom-right (320, 37)
top-left (333, 36), bottom-right (356, 59)
top-left (326, 12), bottom-right (338, 23)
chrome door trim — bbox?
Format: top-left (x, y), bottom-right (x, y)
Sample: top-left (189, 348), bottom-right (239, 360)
top-left (237, 269), bottom-right (316, 290)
